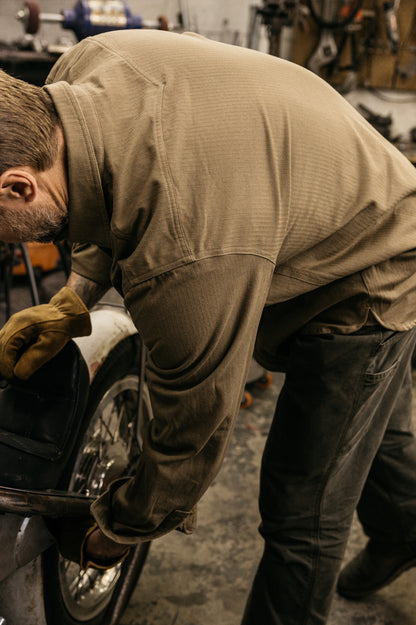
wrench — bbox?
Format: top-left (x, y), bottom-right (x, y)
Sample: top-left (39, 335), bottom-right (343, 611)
top-left (308, 28), bottom-right (338, 73)
top-left (307, 0), bottom-right (340, 74)
top-left (384, 0), bottom-right (401, 54)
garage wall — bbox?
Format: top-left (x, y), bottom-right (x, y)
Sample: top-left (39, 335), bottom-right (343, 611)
top-left (0, 0), bottom-right (258, 46)
top-left (0, 1), bottom-right (415, 142)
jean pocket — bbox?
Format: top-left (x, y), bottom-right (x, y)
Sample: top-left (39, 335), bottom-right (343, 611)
top-left (364, 330), bottom-right (407, 386)
top-left (364, 359), bottom-right (400, 385)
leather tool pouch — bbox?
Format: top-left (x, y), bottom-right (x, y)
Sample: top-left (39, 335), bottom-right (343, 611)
top-left (0, 341), bottom-right (89, 490)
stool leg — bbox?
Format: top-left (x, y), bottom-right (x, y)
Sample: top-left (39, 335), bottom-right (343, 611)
top-left (19, 244), bottom-right (40, 306)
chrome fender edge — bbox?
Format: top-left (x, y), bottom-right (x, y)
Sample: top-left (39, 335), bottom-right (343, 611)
top-left (74, 306), bottom-right (138, 382)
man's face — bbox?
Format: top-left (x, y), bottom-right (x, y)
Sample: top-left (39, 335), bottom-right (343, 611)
top-left (0, 196), bottom-right (68, 243)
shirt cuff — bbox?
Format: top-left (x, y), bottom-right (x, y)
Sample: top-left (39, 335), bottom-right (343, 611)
top-left (90, 477), bottom-right (197, 544)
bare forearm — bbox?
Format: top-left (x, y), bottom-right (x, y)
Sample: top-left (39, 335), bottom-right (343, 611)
top-left (66, 271), bottom-right (109, 309)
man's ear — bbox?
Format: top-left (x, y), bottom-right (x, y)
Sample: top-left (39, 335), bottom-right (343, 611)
top-left (0, 168), bottom-right (38, 203)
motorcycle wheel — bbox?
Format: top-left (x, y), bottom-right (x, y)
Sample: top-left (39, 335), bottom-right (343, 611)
top-left (42, 335), bottom-right (152, 625)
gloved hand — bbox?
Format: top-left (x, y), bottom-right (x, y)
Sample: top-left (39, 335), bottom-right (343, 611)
top-left (47, 516), bottom-right (131, 570)
top-left (0, 286), bottom-right (91, 380)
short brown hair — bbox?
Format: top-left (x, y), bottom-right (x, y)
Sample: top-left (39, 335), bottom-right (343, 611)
top-left (0, 69), bottom-right (59, 175)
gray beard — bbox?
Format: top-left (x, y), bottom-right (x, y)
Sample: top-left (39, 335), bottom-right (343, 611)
top-left (0, 201), bottom-right (68, 243)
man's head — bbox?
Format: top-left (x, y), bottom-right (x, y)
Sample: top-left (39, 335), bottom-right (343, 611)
top-left (0, 70), bottom-right (68, 243)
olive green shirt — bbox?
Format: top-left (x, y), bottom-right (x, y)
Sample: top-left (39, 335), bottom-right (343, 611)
top-left (45, 30), bottom-right (416, 543)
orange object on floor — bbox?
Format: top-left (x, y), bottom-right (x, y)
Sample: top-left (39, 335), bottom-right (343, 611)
top-left (13, 243), bottom-right (60, 276)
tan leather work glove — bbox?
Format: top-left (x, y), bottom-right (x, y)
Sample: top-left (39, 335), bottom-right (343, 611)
top-left (0, 287), bottom-right (91, 380)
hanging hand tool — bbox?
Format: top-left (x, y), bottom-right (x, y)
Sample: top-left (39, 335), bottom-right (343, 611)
top-left (307, 0), bottom-right (339, 74)
top-left (393, 4), bottom-right (415, 84)
top-left (325, 3), bottom-right (368, 91)
top-left (247, 1), bottom-right (301, 60)
top-left (307, 0), bottom-right (362, 29)
top-left (383, 0), bottom-right (400, 54)
top-left (307, 1), bottom-right (364, 75)
top-left (307, 28), bottom-right (338, 73)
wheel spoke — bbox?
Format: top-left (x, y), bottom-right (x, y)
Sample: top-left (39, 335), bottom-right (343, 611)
top-left (57, 370), bottom-right (151, 621)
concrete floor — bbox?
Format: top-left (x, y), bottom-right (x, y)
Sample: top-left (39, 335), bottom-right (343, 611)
top-left (119, 374), bottom-right (416, 625)
top-left (2, 266), bottom-right (416, 625)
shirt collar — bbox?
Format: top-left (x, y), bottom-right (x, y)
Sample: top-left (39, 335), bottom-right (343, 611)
top-left (45, 81), bottom-right (111, 247)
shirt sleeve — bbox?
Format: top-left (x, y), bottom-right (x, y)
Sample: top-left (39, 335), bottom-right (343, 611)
top-left (91, 254), bottom-right (273, 543)
top-left (71, 243), bottom-right (113, 289)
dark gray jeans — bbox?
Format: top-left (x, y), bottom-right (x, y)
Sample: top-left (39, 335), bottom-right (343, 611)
top-left (242, 326), bottom-right (416, 625)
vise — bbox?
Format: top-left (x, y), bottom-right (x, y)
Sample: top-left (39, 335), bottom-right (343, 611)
top-left (16, 0), bottom-right (169, 41)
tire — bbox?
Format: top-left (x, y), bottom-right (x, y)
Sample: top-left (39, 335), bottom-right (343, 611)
top-left (42, 335), bottom-right (152, 625)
